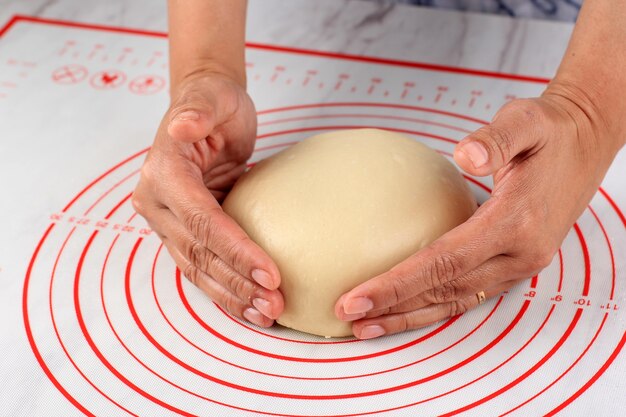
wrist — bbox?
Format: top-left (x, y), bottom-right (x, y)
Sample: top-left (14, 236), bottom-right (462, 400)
top-left (542, 78), bottom-right (625, 155)
top-left (170, 59), bottom-right (246, 96)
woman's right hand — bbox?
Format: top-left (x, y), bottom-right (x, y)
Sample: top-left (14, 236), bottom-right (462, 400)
top-left (132, 70), bottom-right (284, 327)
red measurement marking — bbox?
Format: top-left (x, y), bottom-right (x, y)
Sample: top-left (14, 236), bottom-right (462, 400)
top-left (468, 90), bottom-right (482, 108)
top-left (51, 64), bottom-right (88, 85)
top-left (302, 70), bottom-right (317, 86)
top-left (117, 47), bottom-right (133, 63)
top-left (434, 86), bottom-right (449, 103)
top-left (451, 99), bottom-right (457, 106)
top-left (401, 82), bottom-right (415, 99)
top-left (245, 62), bottom-right (254, 68)
top-left (128, 75), bottom-right (165, 95)
top-left (350, 86), bottom-right (357, 93)
top-left (57, 40), bottom-right (75, 57)
top-left (270, 66), bottom-right (285, 83)
top-left (72, 51), bottom-right (80, 59)
top-left (1, 81), bottom-right (16, 88)
top-left (22, 61), bottom-right (36, 68)
top-left (573, 298), bottom-right (591, 307)
top-left (286, 78), bottom-right (292, 85)
top-left (87, 44), bottom-right (103, 60)
top-left (367, 78), bottom-right (382, 95)
top-left (319, 82), bottom-right (325, 89)
top-left (90, 70), bottom-right (126, 89)
top-left (334, 73), bottom-right (350, 91)
top-left (417, 95), bottom-right (423, 101)
top-left (505, 94), bottom-right (517, 101)
top-left (147, 54), bottom-right (162, 67)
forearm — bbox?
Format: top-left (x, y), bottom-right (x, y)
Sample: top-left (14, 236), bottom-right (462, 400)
top-left (167, 0), bottom-right (248, 93)
top-left (546, 0), bottom-right (626, 151)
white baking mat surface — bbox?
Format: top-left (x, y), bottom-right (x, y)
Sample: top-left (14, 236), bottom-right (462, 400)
top-left (0, 16), bottom-right (625, 417)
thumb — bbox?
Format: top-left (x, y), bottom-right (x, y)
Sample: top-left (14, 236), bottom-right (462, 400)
top-left (167, 91), bottom-right (216, 143)
top-left (454, 99), bottom-right (545, 177)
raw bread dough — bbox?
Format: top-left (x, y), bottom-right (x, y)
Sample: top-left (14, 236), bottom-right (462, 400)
top-left (223, 128), bottom-right (477, 337)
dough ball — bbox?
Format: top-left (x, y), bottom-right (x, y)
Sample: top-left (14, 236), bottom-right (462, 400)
top-left (223, 128), bottom-right (477, 337)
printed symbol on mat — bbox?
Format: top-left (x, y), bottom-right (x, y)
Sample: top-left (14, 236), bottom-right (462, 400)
top-left (51, 64), bottom-right (88, 85)
top-left (128, 75), bottom-right (166, 95)
top-left (90, 70), bottom-right (126, 89)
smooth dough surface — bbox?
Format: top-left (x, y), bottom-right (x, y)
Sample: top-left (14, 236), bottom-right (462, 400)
top-left (223, 128), bottom-right (477, 337)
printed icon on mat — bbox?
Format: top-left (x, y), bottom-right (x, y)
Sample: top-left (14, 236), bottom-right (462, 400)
top-left (51, 64), bottom-right (88, 85)
top-left (90, 69), bottom-right (126, 90)
top-left (128, 75), bottom-right (166, 95)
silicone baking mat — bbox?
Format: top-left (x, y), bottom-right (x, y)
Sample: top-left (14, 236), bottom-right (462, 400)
top-left (0, 15), bottom-right (625, 417)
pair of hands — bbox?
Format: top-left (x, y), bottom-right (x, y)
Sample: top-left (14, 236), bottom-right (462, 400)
top-left (133, 71), bottom-right (615, 339)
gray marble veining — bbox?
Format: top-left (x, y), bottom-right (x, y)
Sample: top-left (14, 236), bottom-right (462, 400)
top-left (0, 0), bottom-right (573, 79)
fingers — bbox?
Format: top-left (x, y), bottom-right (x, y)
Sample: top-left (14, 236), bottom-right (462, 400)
top-left (154, 205), bottom-right (283, 316)
top-left (337, 254), bottom-right (518, 321)
top-left (133, 175), bottom-right (282, 313)
top-left (335, 209), bottom-right (502, 318)
top-left (161, 237), bottom-right (275, 328)
top-left (454, 99), bottom-right (548, 176)
top-left (155, 172), bottom-right (282, 291)
top-left (351, 279), bottom-right (520, 339)
top-left (153, 203), bottom-right (284, 325)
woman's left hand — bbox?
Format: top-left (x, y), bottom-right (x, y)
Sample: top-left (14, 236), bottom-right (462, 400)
top-left (335, 84), bottom-right (622, 339)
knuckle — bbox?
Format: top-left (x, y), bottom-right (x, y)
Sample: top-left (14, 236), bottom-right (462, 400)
top-left (484, 124), bottom-right (516, 163)
top-left (526, 246), bottom-right (557, 272)
top-left (448, 299), bottom-right (469, 317)
top-left (389, 273), bottom-right (409, 306)
top-left (425, 252), bottom-right (461, 288)
top-left (223, 235), bottom-right (250, 271)
top-left (183, 263), bottom-right (199, 287)
top-left (433, 281), bottom-right (459, 304)
top-left (231, 275), bottom-right (254, 299)
top-left (185, 209), bottom-right (218, 244)
top-left (185, 240), bottom-right (202, 265)
top-left (222, 293), bottom-right (244, 317)
top-left (395, 315), bottom-right (409, 334)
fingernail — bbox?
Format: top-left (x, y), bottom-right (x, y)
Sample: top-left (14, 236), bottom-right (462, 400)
top-left (460, 141), bottom-right (489, 169)
top-left (251, 269), bottom-right (274, 289)
top-left (252, 298), bottom-right (272, 318)
top-left (344, 297), bottom-right (374, 315)
top-left (243, 308), bottom-right (266, 327)
top-left (341, 311), bottom-right (366, 322)
top-left (359, 325), bottom-right (386, 339)
top-left (172, 110), bottom-right (200, 122)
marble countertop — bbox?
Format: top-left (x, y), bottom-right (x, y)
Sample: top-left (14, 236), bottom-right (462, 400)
top-left (0, 0), bottom-right (573, 79)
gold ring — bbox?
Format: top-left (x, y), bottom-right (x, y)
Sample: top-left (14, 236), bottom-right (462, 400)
top-left (476, 291), bottom-right (486, 305)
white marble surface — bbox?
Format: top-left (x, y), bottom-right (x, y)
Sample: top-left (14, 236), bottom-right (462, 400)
top-left (0, 0), bottom-right (573, 79)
